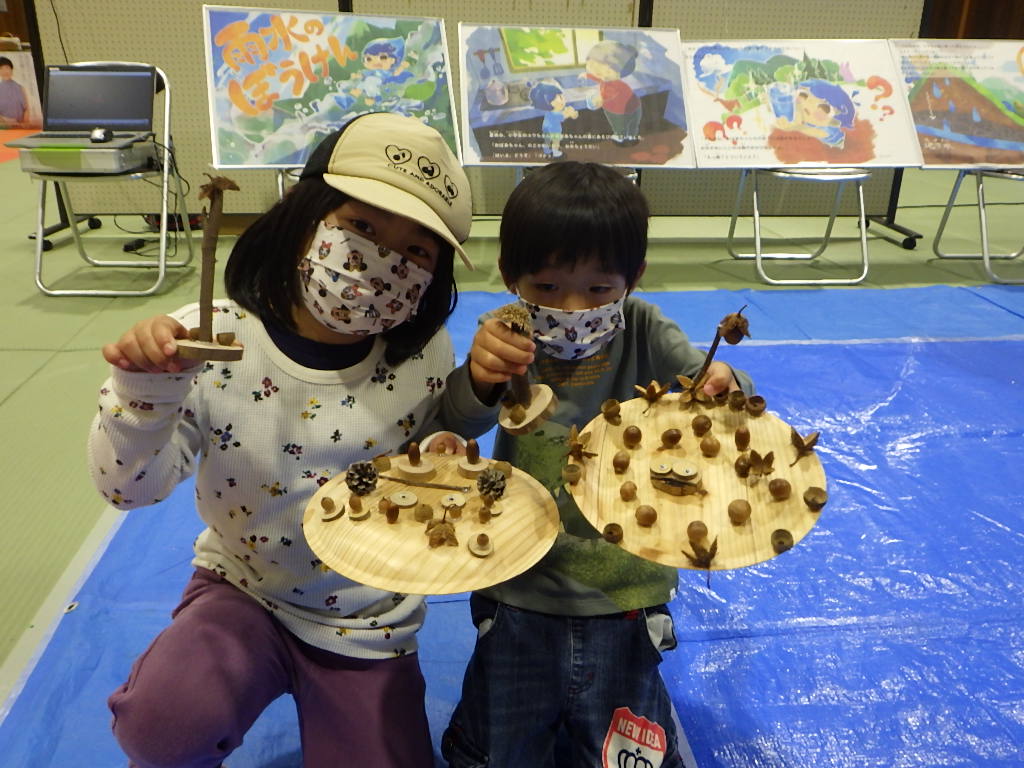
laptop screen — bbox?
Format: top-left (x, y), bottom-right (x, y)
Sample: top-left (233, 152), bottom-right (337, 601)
top-left (43, 66), bottom-right (155, 132)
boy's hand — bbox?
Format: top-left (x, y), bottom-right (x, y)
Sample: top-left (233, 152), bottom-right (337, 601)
top-left (102, 315), bottom-right (203, 374)
top-left (468, 318), bottom-right (535, 401)
top-left (701, 361), bottom-right (740, 395)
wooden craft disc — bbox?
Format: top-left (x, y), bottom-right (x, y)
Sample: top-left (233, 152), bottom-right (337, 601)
top-left (303, 453), bottom-right (559, 594)
top-left (176, 339), bottom-right (244, 362)
top-left (567, 393), bottom-right (826, 571)
top-left (457, 457), bottom-right (488, 479)
top-left (389, 491), bottom-right (418, 508)
top-left (394, 456), bottom-right (436, 480)
top-left (498, 384), bottom-right (559, 435)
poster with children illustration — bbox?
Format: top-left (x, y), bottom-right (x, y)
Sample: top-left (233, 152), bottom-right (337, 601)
top-left (681, 39), bottom-right (921, 168)
top-left (892, 38), bottom-right (1024, 168)
top-left (457, 23), bottom-right (695, 168)
top-left (202, 5), bottom-right (458, 168)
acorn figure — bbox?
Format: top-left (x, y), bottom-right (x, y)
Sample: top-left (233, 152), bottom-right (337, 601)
top-left (344, 461), bottom-right (378, 496)
top-left (395, 441), bottom-right (436, 480)
top-left (496, 303), bottom-right (559, 435)
top-left (457, 437), bottom-right (487, 479)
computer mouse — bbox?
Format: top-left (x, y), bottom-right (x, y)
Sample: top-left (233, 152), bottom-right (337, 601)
top-left (90, 127), bottom-right (113, 143)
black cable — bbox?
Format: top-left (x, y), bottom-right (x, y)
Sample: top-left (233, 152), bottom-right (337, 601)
top-left (46, 0), bottom-right (70, 64)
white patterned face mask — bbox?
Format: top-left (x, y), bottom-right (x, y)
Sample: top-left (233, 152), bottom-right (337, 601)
top-left (519, 296), bottom-right (626, 360)
top-left (298, 222), bottom-right (433, 335)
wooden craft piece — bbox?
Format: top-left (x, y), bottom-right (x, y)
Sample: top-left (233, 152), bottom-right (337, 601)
top-left (494, 302), bottom-right (559, 435)
top-left (566, 392), bottom-right (826, 571)
top-left (303, 452), bottom-right (559, 594)
top-left (176, 175), bottom-right (244, 362)
top-left (457, 438), bottom-right (488, 478)
top-left (393, 441), bottom-right (436, 480)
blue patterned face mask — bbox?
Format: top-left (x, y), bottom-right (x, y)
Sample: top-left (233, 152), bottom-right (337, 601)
top-left (518, 296), bottom-right (626, 360)
top-left (297, 222), bottom-right (433, 335)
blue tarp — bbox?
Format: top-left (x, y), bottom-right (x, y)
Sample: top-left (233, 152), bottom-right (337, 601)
top-left (2, 285), bottom-right (1023, 767)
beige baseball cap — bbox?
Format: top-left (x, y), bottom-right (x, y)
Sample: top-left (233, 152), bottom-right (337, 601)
top-left (300, 112), bottom-right (474, 269)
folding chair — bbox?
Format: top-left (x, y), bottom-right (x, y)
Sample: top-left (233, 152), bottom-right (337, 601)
top-left (726, 167), bottom-right (871, 285)
top-left (932, 168), bottom-right (1024, 285)
top-left (30, 61), bottom-right (194, 296)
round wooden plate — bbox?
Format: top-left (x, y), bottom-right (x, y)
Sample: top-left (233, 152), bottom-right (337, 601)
top-left (302, 454), bottom-right (560, 594)
top-left (566, 393), bottom-right (826, 570)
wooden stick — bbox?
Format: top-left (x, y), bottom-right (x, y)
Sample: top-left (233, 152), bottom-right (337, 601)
top-left (378, 475), bottom-right (470, 492)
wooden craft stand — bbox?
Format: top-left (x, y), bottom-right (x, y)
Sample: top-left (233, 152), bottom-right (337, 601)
top-left (567, 393), bottom-right (826, 570)
top-left (303, 453), bottom-right (559, 594)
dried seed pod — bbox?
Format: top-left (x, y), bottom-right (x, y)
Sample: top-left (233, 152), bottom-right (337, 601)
top-left (622, 425), bottom-right (642, 448)
top-left (216, 331), bottom-right (236, 346)
top-left (746, 395), bottom-right (767, 417)
top-left (465, 438), bottom-right (480, 465)
top-left (619, 481), bottom-right (637, 501)
top-left (427, 520), bottom-right (458, 548)
top-left (727, 499), bottom-right (751, 525)
top-left (734, 426), bottom-right (751, 451)
top-left (734, 454), bottom-right (751, 478)
top-left (635, 505), bottom-right (657, 527)
top-left (492, 460), bottom-right (513, 478)
top-left (372, 454), bottom-right (392, 472)
top-left (803, 486), bottom-right (828, 511)
top-left (612, 451), bottom-right (630, 474)
top-left (719, 308), bottom-right (751, 345)
top-left (691, 415), bottom-right (712, 437)
top-left (407, 442), bottom-right (421, 466)
top-left (478, 505), bottom-right (492, 524)
top-left (562, 464), bottom-right (582, 485)
top-left (509, 403), bottom-right (527, 424)
top-left (771, 529), bottom-right (794, 554)
top-left (727, 391), bottom-right (747, 412)
top-left (686, 520), bottom-right (708, 543)
top-left (768, 478), bottom-right (792, 501)
top-left (660, 428), bottom-right (682, 449)
top-left (601, 399), bottom-right (622, 425)
top-left (602, 523), bottom-right (623, 544)
top-left (413, 503), bottom-right (434, 523)
top-left (344, 461), bottom-right (378, 496)
top-left (699, 434), bottom-right (721, 457)
top-left (713, 390), bottom-right (729, 408)
top-left (468, 533), bottom-right (493, 558)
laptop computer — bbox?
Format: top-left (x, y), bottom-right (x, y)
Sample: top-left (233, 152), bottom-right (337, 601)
top-left (7, 65), bottom-right (156, 150)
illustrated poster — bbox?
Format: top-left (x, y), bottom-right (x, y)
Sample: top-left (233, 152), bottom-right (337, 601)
top-left (893, 38), bottom-right (1024, 168)
top-left (458, 23), bottom-right (694, 168)
top-left (681, 39), bottom-right (922, 168)
top-left (202, 5), bottom-right (458, 168)
top-left (0, 50), bottom-right (43, 130)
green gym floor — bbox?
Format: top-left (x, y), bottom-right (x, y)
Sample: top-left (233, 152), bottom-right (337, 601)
top-left (0, 154), bottom-right (1019, 707)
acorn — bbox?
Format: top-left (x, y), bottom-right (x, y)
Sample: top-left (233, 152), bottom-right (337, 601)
top-left (699, 434), bottom-right (720, 457)
top-left (734, 426), bottom-right (751, 451)
top-left (492, 460), bottom-right (514, 478)
top-left (216, 332), bottom-right (236, 346)
top-left (562, 464), bottom-right (582, 486)
top-left (601, 399), bottom-right (622, 425)
top-left (407, 441), bottom-right (422, 466)
top-left (619, 481), bottom-right (637, 501)
top-left (803, 486), bottom-right (828, 512)
top-left (691, 415), bottom-right (712, 437)
top-left (602, 523), bottom-right (624, 544)
top-left (383, 500), bottom-right (400, 524)
top-left (465, 438), bottom-right (481, 465)
top-left (372, 454), bottom-right (392, 472)
top-left (660, 428), bottom-right (682, 449)
top-left (768, 478), bottom-right (792, 501)
top-left (727, 391), bottom-right (747, 412)
top-left (348, 495), bottom-right (362, 513)
top-left (468, 533), bottom-right (493, 558)
top-left (771, 529), bottom-right (794, 554)
top-left (612, 451), bottom-right (630, 474)
top-left (746, 395), bottom-right (767, 417)
top-left (413, 503), bottom-right (434, 523)
top-left (321, 496), bottom-right (335, 513)
top-left (635, 505), bottom-right (657, 527)
top-left (734, 454), bottom-right (751, 478)
top-left (686, 520), bottom-right (708, 542)
top-left (622, 425), bottom-right (642, 448)
top-left (727, 499), bottom-right (751, 525)
top-left (713, 390), bottom-right (729, 408)
top-left (509, 403), bottom-right (527, 424)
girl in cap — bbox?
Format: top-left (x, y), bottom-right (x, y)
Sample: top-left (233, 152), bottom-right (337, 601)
top-left (90, 112), bottom-right (495, 768)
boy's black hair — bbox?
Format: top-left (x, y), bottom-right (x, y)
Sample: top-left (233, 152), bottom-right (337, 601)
top-left (498, 161), bottom-right (648, 287)
top-left (223, 177), bottom-right (458, 366)
top-left (0, 57), bottom-right (13, 69)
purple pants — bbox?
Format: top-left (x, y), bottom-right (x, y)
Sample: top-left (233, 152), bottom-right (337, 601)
top-left (108, 568), bottom-right (433, 768)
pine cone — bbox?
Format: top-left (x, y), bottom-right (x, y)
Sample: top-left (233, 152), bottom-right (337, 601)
top-left (476, 467), bottom-right (507, 501)
top-left (344, 461), bottom-right (379, 496)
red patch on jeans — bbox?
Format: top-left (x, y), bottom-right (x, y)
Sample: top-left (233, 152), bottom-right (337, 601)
top-left (602, 706), bottom-right (666, 767)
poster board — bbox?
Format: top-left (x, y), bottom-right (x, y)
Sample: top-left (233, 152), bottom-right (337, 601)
top-left (202, 5), bottom-right (459, 169)
top-left (0, 50), bottom-right (42, 130)
top-left (458, 23), bottom-right (695, 168)
top-left (892, 38), bottom-right (1024, 168)
top-left (681, 39), bottom-right (922, 169)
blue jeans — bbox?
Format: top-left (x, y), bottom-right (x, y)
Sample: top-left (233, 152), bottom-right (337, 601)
top-left (442, 595), bottom-right (684, 768)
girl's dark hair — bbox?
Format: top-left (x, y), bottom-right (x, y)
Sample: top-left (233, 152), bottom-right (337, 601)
top-left (223, 177), bottom-right (457, 366)
top-left (499, 162), bottom-right (648, 286)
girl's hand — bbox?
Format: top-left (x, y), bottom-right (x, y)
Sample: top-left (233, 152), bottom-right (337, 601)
top-left (102, 315), bottom-right (202, 374)
top-left (468, 318), bottom-right (535, 401)
top-left (701, 361), bottom-right (740, 395)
